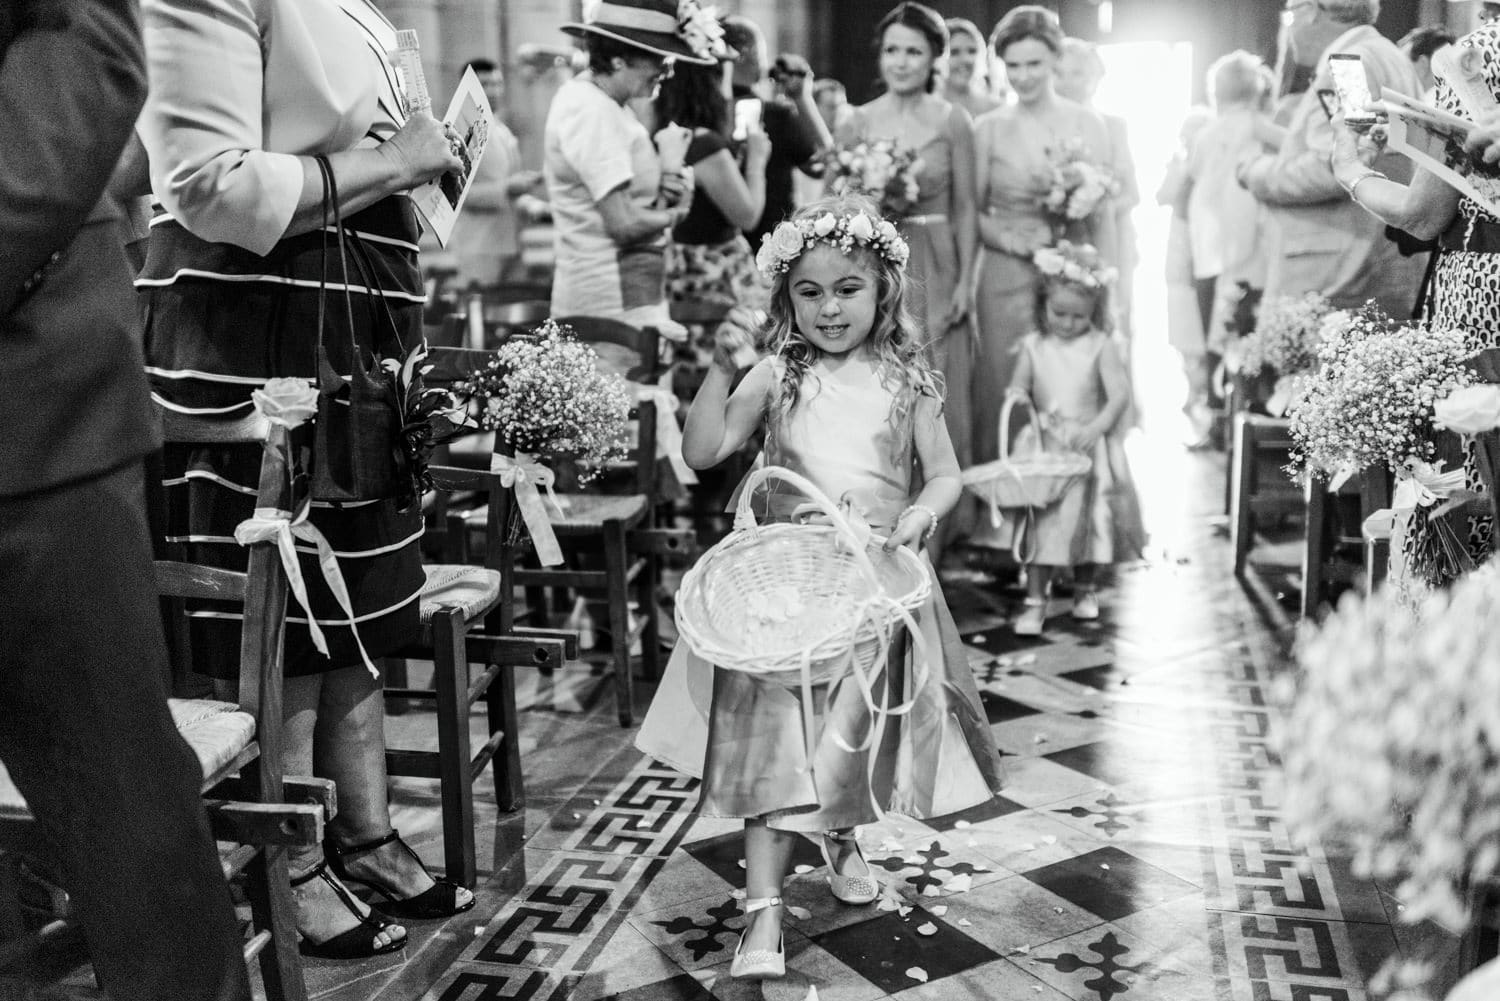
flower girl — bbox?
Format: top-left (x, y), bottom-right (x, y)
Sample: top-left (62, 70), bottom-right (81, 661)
top-left (1008, 241), bottom-right (1146, 636)
top-left (636, 195), bottom-right (1003, 979)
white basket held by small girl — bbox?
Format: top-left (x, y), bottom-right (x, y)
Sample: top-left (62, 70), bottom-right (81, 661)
top-left (674, 465), bottom-right (933, 790)
top-left (961, 394), bottom-right (1092, 524)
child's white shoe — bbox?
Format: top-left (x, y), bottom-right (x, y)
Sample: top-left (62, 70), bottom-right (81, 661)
top-left (1013, 598), bottom-right (1047, 636)
top-left (820, 831), bottom-right (880, 905)
top-left (730, 896), bottom-right (785, 980)
top-left (1071, 590), bottom-right (1100, 621)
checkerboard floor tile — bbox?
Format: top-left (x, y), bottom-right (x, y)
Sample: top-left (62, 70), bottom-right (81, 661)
top-left (254, 446), bottom-right (1469, 1001)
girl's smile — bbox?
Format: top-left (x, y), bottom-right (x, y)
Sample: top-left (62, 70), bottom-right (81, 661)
top-left (789, 245), bottom-right (880, 357)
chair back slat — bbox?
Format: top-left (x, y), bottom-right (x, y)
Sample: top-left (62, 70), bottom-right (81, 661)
top-left (554, 315), bottom-right (662, 383)
top-left (154, 561), bottom-right (248, 603)
top-left (159, 407), bottom-right (269, 445)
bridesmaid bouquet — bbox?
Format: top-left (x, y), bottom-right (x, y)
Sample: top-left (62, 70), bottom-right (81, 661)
top-left (1041, 138), bottom-right (1117, 226)
top-left (826, 138), bottom-right (923, 218)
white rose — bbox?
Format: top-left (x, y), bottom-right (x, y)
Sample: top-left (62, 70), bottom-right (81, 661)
top-left (767, 221), bottom-right (805, 259)
top-left (252, 377), bottom-right (318, 429)
top-left (1434, 385), bottom-right (1500, 434)
top-left (876, 220), bottom-right (899, 242)
top-left (813, 213), bottom-right (837, 237)
top-left (846, 213), bottom-right (875, 241)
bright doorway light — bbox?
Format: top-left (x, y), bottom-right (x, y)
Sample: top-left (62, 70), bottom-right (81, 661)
top-left (1092, 41), bottom-right (1195, 429)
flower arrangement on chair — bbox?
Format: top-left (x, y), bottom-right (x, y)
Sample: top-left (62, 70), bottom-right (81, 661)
top-left (458, 319), bottom-right (633, 564)
top-left (1286, 313), bottom-right (1476, 584)
top-left (1276, 559), bottom-right (1500, 999)
top-left (825, 138), bottom-right (923, 218)
top-left (1226, 292), bottom-right (1336, 416)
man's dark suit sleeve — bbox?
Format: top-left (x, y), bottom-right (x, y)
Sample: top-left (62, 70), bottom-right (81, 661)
top-left (0, 0), bottom-right (147, 316)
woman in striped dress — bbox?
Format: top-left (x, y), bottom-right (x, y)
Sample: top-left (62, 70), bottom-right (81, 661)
top-left (138, 0), bottom-right (472, 958)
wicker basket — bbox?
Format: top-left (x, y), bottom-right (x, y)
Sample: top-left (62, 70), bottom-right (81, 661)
top-left (962, 394), bottom-right (1092, 518)
top-left (674, 465), bottom-right (931, 690)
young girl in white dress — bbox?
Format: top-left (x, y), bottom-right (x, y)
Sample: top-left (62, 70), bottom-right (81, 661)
top-left (636, 195), bottom-right (1003, 980)
top-left (1007, 241), bottom-right (1147, 636)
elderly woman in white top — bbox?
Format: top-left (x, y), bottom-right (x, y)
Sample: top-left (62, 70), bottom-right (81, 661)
top-left (544, 0), bottom-right (718, 334)
top-left (138, 0), bottom-right (474, 959)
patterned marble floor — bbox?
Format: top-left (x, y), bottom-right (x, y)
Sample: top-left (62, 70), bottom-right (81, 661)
top-left (295, 438), bottom-right (1467, 1001)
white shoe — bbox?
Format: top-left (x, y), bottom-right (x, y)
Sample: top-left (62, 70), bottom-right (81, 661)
top-left (1071, 591), bottom-right (1100, 621)
top-left (730, 896), bottom-right (785, 980)
top-left (820, 831), bottom-right (880, 905)
top-left (1014, 598), bottom-right (1046, 636)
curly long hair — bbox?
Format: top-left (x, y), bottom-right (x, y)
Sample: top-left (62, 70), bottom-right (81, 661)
top-left (760, 194), bottom-right (941, 461)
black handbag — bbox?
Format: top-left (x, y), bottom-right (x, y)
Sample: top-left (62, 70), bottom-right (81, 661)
top-left (309, 154), bottom-right (402, 503)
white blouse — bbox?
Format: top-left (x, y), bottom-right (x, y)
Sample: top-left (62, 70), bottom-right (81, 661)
top-left (139, 0), bottom-right (407, 255)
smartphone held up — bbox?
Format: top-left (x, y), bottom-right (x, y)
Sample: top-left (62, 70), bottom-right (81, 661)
top-left (732, 97), bottom-right (763, 142)
top-left (1329, 53), bottom-right (1379, 125)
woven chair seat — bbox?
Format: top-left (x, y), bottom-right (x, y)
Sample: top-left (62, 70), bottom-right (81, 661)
top-left (420, 564), bottom-right (503, 623)
top-left (0, 700), bottom-right (255, 820)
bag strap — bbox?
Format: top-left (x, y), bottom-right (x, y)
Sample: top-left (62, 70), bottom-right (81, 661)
top-left (313, 155), bottom-right (363, 365)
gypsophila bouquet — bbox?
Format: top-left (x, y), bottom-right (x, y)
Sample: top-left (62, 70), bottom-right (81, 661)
top-left (460, 320), bottom-right (631, 480)
top-left (1235, 292), bottom-right (1333, 377)
top-left (826, 139), bottom-right (923, 218)
top-left (1042, 138), bottom-right (1117, 227)
top-left (1276, 559), bottom-right (1500, 945)
top-left (1287, 315), bottom-right (1474, 480)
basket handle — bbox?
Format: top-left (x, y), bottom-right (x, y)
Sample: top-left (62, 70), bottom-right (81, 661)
top-left (998, 392), bottom-right (1036, 463)
top-left (732, 464), bottom-right (883, 584)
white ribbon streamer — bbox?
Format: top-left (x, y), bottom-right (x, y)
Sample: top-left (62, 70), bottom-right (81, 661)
top-left (636, 382), bottom-right (697, 486)
top-left (490, 452), bottom-right (565, 567)
top-left (1363, 461), bottom-right (1468, 535)
top-left (233, 504), bottom-right (378, 679)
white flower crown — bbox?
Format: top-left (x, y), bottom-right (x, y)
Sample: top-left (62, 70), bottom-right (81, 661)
top-left (677, 0), bottom-right (728, 61)
top-left (1033, 243), bottom-right (1116, 290)
top-left (755, 211), bottom-right (911, 279)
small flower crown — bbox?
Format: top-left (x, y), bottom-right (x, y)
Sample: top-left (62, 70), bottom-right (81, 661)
top-left (755, 210), bottom-right (911, 279)
top-left (677, 0), bottom-right (729, 61)
top-left (1033, 241), bottom-right (1116, 290)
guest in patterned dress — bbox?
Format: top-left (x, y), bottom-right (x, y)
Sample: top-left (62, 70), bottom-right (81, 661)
top-left (138, 0), bottom-right (475, 958)
top-left (838, 1), bottom-right (980, 561)
top-left (1329, 21), bottom-right (1500, 585)
top-left (656, 58), bottom-right (772, 312)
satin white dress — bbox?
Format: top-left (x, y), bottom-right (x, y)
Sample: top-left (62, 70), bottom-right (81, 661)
top-left (636, 357), bottom-right (1004, 832)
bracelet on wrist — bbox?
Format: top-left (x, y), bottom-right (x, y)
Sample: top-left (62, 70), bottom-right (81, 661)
top-left (1340, 168), bottom-right (1386, 203)
top-left (901, 504), bottom-right (939, 543)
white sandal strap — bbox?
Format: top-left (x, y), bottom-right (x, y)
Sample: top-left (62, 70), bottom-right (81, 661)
top-left (742, 895), bottom-right (782, 915)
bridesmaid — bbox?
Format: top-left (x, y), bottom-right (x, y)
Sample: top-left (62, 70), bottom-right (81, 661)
top-left (839, 1), bottom-right (979, 558)
top-left (971, 5), bottom-right (1114, 472)
top-left (943, 17), bottom-right (1004, 120)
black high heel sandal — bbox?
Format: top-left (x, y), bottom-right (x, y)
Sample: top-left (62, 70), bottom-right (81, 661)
top-left (325, 829), bottom-right (475, 920)
top-left (291, 860), bottom-right (407, 959)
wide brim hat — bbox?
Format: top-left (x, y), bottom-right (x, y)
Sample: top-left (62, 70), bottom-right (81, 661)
top-left (562, 0), bottom-right (718, 66)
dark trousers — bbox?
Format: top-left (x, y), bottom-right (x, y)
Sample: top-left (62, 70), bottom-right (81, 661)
top-left (0, 461), bottom-right (249, 1001)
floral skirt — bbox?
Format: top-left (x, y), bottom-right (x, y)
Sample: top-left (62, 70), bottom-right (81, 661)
top-left (666, 235), bottom-right (768, 310)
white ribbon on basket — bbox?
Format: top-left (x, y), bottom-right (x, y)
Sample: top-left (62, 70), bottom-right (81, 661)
top-left (233, 504), bottom-right (378, 680)
top-left (744, 479), bottom-right (933, 822)
top-left (490, 451), bottom-right (566, 567)
top-left (1362, 460), bottom-right (1467, 536)
top-left (636, 380), bottom-right (698, 486)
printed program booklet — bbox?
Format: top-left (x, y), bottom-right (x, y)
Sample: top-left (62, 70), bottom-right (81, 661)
top-left (1380, 87), bottom-right (1500, 221)
top-left (408, 67), bottom-right (493, 247)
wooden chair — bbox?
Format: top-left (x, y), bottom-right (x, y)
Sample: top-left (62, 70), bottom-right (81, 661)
top-left (380, 465), bottom-right (573, 887)
top-left (1301, 467), bottom-right (1392, 618)
top-left (449, 319), bottom-right (694, 727)
top-left (1230, 412), bottom-right (1305, 575)
top-left (0, 414), bottom-right (328, 1001)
